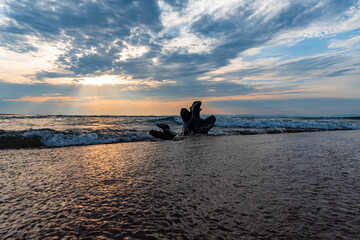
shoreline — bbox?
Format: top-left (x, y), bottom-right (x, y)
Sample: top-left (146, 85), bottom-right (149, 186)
top-left (1, 128), bottom-right (359, 150)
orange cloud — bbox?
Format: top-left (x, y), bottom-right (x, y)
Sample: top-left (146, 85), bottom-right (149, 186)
top-left (76, 98), bottom-right (221, 115)
top-left (3, 88), bottom-right (338, 115)
top-left (4, 95), bottom-right (79, 103)
top-left (3, 94), bottom-right (222, 114)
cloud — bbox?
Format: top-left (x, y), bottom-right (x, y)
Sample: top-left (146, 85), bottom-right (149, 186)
top-left (0, 41), bottom-right (66, 84)
top-left (0, 81), bottom-right (77, 99)
top-left (116, 42), bottom-right (149, 62)
top-left (329, 35), bottom-right (360, 49)
top-left (25, 73), bottom-right (176, 90)
top-left (1, 0), bottom-right (162, 76)
top-left (75, 98), bottom-right (205, 115)
top-left (1, 94), bottom-right (219, 115)
top-left (161, 29), bottom-right (219, 54)
top-left (208, 98), bottom-right (360, 116)
top-left (4, 94), bottom-right (80, 103)
top-left (271, 1), bottom-right (360, 45)
top-left (199, 46), bottom-right (360, 84)
top-left (206, 56), bottom-right (280, 76)
top-left (4, 93), bottom-right (359, 116)
top-left (242, 47), bottom-right (262, 56)
top-left (1, 0), bottom-right (360, 115)
top-left (2, 0), bottom-right (358, 82)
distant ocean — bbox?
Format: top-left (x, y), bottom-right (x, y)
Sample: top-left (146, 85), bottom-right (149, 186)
top-left (1, 114), bottom-right (360, 149)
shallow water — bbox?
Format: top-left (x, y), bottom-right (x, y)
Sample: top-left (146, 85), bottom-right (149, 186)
top-left (1, 131), bottom-right (360, 239)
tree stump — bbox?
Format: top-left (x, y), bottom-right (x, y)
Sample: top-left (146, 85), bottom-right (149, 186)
top-left (149, 101), bottom-right (216, 140)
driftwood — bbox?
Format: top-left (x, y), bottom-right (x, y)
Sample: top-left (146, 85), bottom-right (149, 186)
top-left (149, 101), bottom-right (216, 140)
top-left (149, 123), bottom-right (177, 140)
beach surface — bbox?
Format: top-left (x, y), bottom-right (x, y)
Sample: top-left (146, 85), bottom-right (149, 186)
top-left (1, 130), bottom-right (360, 239)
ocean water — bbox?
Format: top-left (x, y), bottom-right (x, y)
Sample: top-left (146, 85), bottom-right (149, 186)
top-left (1, 114), bottom-right (360, 149)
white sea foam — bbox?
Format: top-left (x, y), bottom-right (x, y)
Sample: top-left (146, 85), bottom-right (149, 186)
top-left (20, 129), bottom-right (152, 147)
top-left (213, 116), bottom-right (360, 130)
top-left (1, 115), bottom-right (360, 149)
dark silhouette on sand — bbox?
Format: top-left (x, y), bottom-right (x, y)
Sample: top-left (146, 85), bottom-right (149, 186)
top-left (149, 101), bottom-right (216, 140)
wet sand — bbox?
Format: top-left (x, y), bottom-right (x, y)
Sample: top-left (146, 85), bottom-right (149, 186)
top-left (1, 130), bottom-right (360, 239)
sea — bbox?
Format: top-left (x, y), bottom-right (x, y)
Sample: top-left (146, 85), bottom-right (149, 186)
top-left (2, 115), bottom-right (360, 238)
top-left (1, 114), bottom-right (360, 149)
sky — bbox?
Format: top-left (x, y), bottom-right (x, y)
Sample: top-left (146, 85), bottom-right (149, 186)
top-left (0, 0), bottom-right (360, 116)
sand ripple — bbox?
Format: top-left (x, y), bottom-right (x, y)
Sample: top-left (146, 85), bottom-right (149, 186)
top-left (1, 131), bottom-right (360, 239)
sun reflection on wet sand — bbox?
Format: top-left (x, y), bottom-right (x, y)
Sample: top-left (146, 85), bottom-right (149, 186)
top-left (2, 131), bottom-right (360, 238)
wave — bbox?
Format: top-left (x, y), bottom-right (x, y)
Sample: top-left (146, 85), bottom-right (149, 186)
top-left (214, 116), bottom-right (360, 130)
top-left (1, 115), bottom-right (360, 149)
top-left (209, 128), bottom-right (328, 136)
top-left (0, 129), bottom-right (152, 149)
top-left (146, 116), bottom-right (182, 124)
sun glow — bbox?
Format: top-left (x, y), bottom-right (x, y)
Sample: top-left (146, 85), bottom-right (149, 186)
top-left (81, 75), bottom-right (122, 85)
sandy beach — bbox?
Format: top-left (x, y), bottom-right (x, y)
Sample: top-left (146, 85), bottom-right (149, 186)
top-left (2, 0), bottom-right (360, 238)
top-left (1, 130), bottom-right (360, 239)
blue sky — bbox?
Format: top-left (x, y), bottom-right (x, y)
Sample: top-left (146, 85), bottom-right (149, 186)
top-left (0, 0), bottom-right (360, 115)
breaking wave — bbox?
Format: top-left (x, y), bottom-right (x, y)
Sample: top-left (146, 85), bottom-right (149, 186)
top-left (214, 116), bottom-right (360, 130)
top-left (1, 115), bottom-right (360, 149)
top-left (145, 116), bottom-right (182, 124)
top-left (0, 129), bottom-right (152, 149)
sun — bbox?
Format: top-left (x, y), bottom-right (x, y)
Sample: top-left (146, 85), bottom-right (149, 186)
top-left (81, 75), bottom-right (120, 86)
